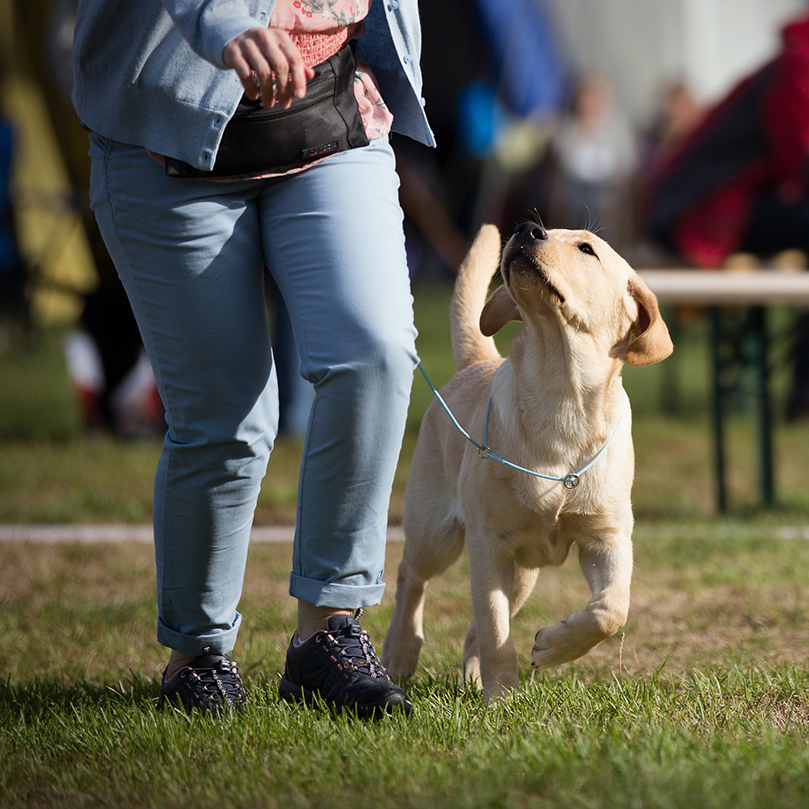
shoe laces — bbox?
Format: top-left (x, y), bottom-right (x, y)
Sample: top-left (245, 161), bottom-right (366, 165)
top-left (184, 649), bottom-right (245, 705)
top-left (323, 610), bottom-right (387, 679)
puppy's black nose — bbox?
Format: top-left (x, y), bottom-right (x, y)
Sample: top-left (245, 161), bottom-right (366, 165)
top-left (514, 221), bottom-right (548, 244)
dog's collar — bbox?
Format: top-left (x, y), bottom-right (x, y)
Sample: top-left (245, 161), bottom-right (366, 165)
top-left (418, 362), bottom-right (623, 489)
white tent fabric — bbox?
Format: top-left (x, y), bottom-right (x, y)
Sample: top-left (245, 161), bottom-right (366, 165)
top-left (544, 0), bottom-right (805, 126)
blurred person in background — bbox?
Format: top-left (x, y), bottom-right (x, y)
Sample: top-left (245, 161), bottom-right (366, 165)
top-left (640, 80), bottom-right (704, 172)
top-left (542, 73), bottom-right (637, 247)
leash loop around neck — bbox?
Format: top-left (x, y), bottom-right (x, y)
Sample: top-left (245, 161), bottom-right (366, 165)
top-left (417, 363), bottom-right (623, 488)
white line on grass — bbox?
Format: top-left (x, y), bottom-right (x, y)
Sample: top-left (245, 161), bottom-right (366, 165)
top-left (0, 524), bottom-right (406, 543)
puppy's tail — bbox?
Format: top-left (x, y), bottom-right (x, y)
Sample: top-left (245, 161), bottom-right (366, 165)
top-left (451, 224), bottom-right (503, 372)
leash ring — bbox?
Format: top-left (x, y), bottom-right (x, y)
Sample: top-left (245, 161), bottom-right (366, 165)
top-left (563, 474), bottom-right (580, 489)
top-left (478, 445), bottom-right (491, 459)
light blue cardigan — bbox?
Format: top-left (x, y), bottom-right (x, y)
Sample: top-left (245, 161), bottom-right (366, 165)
top-left (72, 0), bottom-right (434, 171)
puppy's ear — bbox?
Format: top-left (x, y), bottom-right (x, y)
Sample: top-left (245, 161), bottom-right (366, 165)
top-left (621, 276), bottom-right (673, 366)
top-left (480, 285), bottom-right (522, 336)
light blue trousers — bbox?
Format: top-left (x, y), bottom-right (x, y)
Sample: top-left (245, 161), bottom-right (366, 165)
top-left (88, 133), bottom-right (417, 655)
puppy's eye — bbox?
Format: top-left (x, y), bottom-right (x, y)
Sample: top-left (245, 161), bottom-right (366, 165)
top-left (578, 242), bottom-right (597, 257)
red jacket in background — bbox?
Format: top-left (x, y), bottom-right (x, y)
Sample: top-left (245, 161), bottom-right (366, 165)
top-left (643, 15), bottom-right (809, 267)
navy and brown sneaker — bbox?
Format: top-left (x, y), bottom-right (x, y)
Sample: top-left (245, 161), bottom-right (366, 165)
top-left (279, 611), bottom-right (412, 718)
top-left (161, 648), bottom-right (247, 713)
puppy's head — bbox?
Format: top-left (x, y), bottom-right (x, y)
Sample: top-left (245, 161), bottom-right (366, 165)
top-left (480, 223), bottom-right (673, 367)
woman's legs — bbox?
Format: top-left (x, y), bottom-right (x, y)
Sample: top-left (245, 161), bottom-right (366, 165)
top-left (89, 132), bottom-right (417, 662)
top-left (258, 137), bottom-right (418, 618)
top-left (89, 134), bottom-right (276, 656)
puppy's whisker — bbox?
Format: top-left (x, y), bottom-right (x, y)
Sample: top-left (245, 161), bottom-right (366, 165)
top-left (581, 205), bottom-right (593, 232)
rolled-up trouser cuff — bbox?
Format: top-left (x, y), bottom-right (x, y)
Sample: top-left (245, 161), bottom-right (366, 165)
top-left (289, 573), bottom-right (386, 609)
top-left (156, 614), bottom-right (242, 656)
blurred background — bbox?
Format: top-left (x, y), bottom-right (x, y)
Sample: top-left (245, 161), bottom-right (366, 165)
top-left (2, 0), bottom-right (809, 522)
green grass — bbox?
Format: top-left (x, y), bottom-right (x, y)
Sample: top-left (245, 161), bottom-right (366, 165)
top-left (3, 529), bottom-right (809, 808)
top-left (3, 284), bottom-right (809, 807)
top-left (4, 668), bottom-right (809, 809)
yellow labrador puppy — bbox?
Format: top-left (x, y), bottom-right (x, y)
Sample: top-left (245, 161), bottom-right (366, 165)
top-left (382, 222), bottom-right (673, 700)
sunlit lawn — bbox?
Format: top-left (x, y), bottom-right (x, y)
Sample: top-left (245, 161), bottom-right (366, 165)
top-left (2, 284), bottom-right (809, 807)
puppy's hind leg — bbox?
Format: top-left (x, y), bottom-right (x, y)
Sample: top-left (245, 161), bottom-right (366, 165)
top-left (382, 518), bottom-right (465, 682)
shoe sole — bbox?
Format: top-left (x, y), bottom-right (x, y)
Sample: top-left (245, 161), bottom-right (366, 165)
top-left (161, 689), bottom-right (246, 714)
top-left (278, 676), bottom-right (412, 718)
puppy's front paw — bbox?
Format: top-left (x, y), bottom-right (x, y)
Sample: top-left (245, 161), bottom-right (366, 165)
top-left (532, 599), bottom-right (628, 668)
top-left (531, 622), bottom-right (594, 668)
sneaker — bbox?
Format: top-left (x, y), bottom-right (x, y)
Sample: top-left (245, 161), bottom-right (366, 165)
top-left (279, 611), bottom-right (412, 718)
top-left (161, 648), bottom-right (247, 713)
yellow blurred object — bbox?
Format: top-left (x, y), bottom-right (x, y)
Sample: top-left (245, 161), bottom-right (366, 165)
top-left (0, 0), bottom-right (97, 326)
top-left (1, 76), bottom-right (97, 325)
top-left (494, 118), bottom-right (551, 173)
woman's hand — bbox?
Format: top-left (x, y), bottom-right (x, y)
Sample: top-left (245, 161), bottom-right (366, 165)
top-left (223, 28), bottom-right (315, 109)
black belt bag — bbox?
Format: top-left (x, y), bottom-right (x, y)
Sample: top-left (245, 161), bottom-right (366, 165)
top-left (165, 43), bottom-right (370, 179)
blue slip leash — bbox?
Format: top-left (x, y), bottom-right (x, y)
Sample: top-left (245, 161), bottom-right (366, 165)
top-left (417, 363), bottom-right (623, 489)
